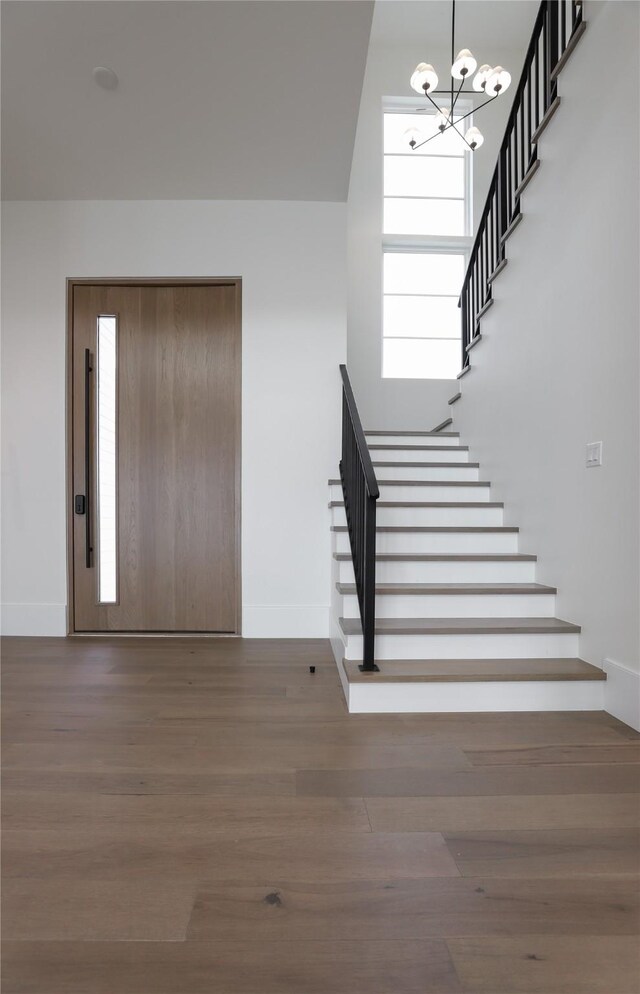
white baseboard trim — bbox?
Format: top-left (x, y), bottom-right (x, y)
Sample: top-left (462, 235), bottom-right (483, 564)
top-left (329, 612), bottom-right (349, 705)
top-left (0, 603), bottom-right (330, 639)
top-left (1, 603), bottom-right (67, 636)
top-left (603, 657), bottom-right (640, 731)
top-left (242, 605), bottom-right (330, 638)
top-left (334, 656), bottom-right (350, 706)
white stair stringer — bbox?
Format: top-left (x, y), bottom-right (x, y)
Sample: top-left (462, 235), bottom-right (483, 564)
top-left (329, 427), bottom-right (606, 713)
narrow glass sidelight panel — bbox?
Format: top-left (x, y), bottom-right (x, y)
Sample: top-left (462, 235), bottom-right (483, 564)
top-left (96, 315), bottom-right (118, 603)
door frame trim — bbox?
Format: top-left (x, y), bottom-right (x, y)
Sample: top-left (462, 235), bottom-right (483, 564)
top-left (66, 277), bottom-right (243, 635)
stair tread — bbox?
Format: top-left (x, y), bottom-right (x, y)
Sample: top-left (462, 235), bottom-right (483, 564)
top-left (334, 553), bottom-right (535, 562)
top-left (344, 657), bottom-right (604, 683)
top-left (339, 616), bottom-right (581, 636)
top-left (336, 582), bottom-right (556, 595)
top-left (331, 526), bottom-right (519, 533)
top-left (330, 501), bottom-right (503, 508)
top-left (371, 461), bottom-right (479, 468)
top-left (329, 479), bottom-right (490, 487)
top-left (364, 430), bottom-right (460, 437)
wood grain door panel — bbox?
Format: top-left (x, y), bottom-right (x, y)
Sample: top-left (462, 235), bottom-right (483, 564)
top-left (70, 282), bottom-right (240, 633)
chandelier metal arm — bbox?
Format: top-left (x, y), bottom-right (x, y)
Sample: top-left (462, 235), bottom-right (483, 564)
top-left (423, 86), bottom-right (474, 151)
top-left (411, 90), bottom-right (499, 152)
top-left (447, 93), bottom-right (499, 128)
top-left (450, 75), bottom-right (465, 117)
top-left (449, 119), bottom-right (474, 151)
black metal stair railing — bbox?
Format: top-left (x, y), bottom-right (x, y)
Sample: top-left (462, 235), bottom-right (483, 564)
top-left (339, 365), bottom-right (379, 672)
top-left (459, 0), bottom-right (586, 366)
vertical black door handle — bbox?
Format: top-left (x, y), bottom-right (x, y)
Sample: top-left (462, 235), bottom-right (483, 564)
top-left (84, 348), bottom-right (93, 568)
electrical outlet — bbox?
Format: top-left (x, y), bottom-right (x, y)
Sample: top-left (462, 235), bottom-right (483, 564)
top-left (586, 441), bottom-right (603, 467)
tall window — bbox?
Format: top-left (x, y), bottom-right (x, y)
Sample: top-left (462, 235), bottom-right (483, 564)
top-left (383, 106), bottom-right (472, 379)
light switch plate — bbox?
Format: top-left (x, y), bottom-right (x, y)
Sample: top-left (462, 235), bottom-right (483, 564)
top-left (586, 441), bottom-right (603, 467)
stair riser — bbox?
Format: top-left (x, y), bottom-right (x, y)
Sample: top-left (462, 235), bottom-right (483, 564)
top-left (366, 435), bottom-right (461, 447)
top-left (331, 506), bottom-right (504, 527)
top-left (346, 679), bottom-right (604, 714)
top-left (370, 449), bottom-right (469, 463)
top-left (330, 484), bottom-right (491, 503)
top-left (371, 465), bottom-right (480, 481)
top-left (333, 531), bottom-right (519, 554)
top-left (337, 559), bottom-right (536, 584)
top-left (343, 632), bottom-right (580, 661)
top-left (339, 592), bottom-right (557, 619)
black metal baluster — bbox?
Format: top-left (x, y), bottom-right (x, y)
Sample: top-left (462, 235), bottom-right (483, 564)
top-left (460, 281), bottom-right (469, 367)
top-left (490, 201), bottom-right (495, 284)
top-left (507, 137), bottom-right (513, 226)
top-left (471, 264), bottom-right (478, 341)
top-left (543, 3), bottom-right (550, 110)
top-left (521, 103), bottom-right (526, 184)
top-left (484, 227), bottom-right (489, 304)
top-left (572, 0), bottom-right (580, 31)
top-left (532, 44), bottom-right (540, 132)
top-left (497, 145), bottom-right (507, 249)
top-left (526, 65), bottom-right (532, 162)
top-left (495, 182), bottom-right (501, 263)
top-left (549, 0), bottom-right (559, 91)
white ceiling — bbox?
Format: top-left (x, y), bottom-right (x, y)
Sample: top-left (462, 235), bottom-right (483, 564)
top-left (370, 0), bottom-right (539, 52)
top-left (1, 1), bottom-right (374, 201)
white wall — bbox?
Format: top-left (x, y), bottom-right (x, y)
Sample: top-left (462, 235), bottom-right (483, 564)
top-left (347, 40), bottom-right (526, 429)
top-left (453, 3), bottom-right (640, 690)
top-left (1, 200), bottom-right (347, 636)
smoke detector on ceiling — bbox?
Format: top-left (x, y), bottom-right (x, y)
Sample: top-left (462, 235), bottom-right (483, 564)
top-left (92, 66), bottom-right (119, 91)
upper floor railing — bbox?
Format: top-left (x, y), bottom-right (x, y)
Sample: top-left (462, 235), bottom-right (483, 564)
top-left (459, 0), bottom-right (585, 366)
top-left (339, 365), bottom-right (379, 672)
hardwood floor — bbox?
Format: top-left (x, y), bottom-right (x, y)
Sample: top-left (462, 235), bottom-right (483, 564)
top-left (2, 636), bottom-right (639, 994)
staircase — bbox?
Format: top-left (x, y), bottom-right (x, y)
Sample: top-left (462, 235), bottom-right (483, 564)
top-left (328, 3), bottom-right (599, 713)
top-left (329, 426), bottom-right (606, 714)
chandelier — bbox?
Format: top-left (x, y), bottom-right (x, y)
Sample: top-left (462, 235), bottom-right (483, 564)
top-left (406, 0), bottom-right (511, 152)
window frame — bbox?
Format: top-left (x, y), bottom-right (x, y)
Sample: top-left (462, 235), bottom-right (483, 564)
top-left (381, 98), bottom-right (474, 380)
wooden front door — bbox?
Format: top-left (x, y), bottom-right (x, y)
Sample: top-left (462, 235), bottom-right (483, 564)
top-left (69, 281), bottom-right (241, 633)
